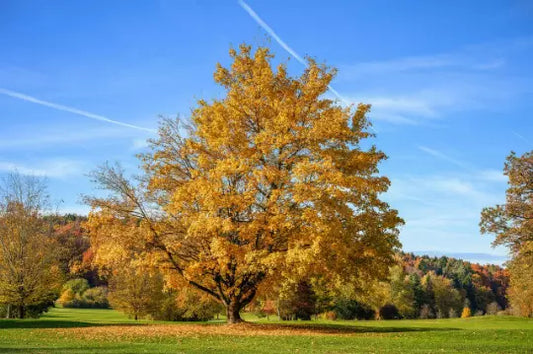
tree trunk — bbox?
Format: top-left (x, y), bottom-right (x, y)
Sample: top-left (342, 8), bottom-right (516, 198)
top-left (226, 301), bottom-right (243, 324)
top-left (18, 305), bottom-right (24, 319)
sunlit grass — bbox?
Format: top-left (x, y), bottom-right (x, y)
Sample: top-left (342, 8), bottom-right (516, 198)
top-left (0, 307), bottom-right (531, 353)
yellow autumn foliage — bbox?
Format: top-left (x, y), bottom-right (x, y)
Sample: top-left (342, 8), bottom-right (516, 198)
top-left (85, 44), bottom-right (403, 323)
top-left (461, 307), bottom-right (472, 318)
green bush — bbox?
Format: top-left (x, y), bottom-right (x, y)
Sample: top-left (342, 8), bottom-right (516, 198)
top-left (58, 278), bottom-right (109, 309)
top-left (0, 299), bottom-right (55, 319)
top-left (333, 298), bottom-right (375, 320)
top-left (63, 279), bottom-right (90, 295)
top-left (278, 281), bottom-right (317, 321)
top-left (150, 288), bottom-right (223, 321)
top-left (379, 304), bottom-right (401, 320)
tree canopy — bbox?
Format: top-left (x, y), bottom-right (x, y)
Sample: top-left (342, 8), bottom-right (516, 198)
top-left (86, 44), bottom-right (403, 323)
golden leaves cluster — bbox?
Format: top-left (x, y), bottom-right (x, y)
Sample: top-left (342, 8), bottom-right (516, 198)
top-left (88, 44), bottom-right (403, 310)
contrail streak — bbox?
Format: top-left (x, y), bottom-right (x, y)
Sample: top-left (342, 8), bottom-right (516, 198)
top-left (512, 130), bottom-right (532, 145)
top-left (238, 0), bottom-right (352, 107)
top-left (418, 145), bottom-right (470, 169)
top-left (238, 0), bottom-right (306, 66)
top-left (0, 88), bottom-right (156, 133)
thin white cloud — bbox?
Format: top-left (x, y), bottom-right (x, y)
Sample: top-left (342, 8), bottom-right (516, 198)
top-left (345, 75), bottom-right (516, 125)
top-left (386, 152), bottom-right (507, 252)
top-left (357, 96), bottom-right (439, 124)
top-left (431, 178), bottom-right (480, 197)
top-left (370, 97), bottom-right (437, 117)
top-left (0, 126), bottom-right (151, 150)
top-left (394, 175), bottom-right (490, 202)
top-left (344, 82), bottom-right (489, 124)
top-left (0, 88), bottom-right (156, 133)
top-left (477, 169), bottom-right (507, 183)
top-left (387, 175), bottom-right (498, 207)
top-left (410, 250), bottom-right (508, 265)
top-left (131, 138), bottom-right (150, 150)
top-left (385, 172), bottom-right (506, 255)
top-left (0, 159), bottom-right (85, 178)
top-left (368, 113), bottom-right (418, 125)
top-left (474, 59), bottom-right (506, 70)
top-left (55, 204), bottom-right (91, 216)
top-left (337, 38), bottom-right (532, 126)
top-left (417, 147), bottom-right (508, 184)
top-left (339, 54), bottom-right (505, 80)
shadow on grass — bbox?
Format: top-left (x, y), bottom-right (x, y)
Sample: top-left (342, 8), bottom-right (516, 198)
top-left (238, 322), bottom-right (461, 334)
top-left (0, 319), bottom-right (145, 329)
top-left (0, 318), bottom-right (461, 333)
top-left (0, 347), bottom-right (129, 353)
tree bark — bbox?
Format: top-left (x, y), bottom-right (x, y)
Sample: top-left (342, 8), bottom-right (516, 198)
top-left (18, 305), bottom-right (24, 319)
top-left (226, 301), bottom-right (243, 324)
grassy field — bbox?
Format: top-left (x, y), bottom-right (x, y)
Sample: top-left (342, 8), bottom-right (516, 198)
top-left (0, 307), bottom-right (531, 353)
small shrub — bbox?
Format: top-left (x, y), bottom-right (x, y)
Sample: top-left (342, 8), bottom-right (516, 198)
top-left (82, 287), bottom-right (110, 308)
top-left (497, 309), bottom-right (511, 316)
top-left (461, 307), bottom-right (471, 318)
top-left (261, 299), bottom-right (277, 319)
top-left (420, 304), bottom-right (434, 319)
top-left (449, 308), bottom-right (458, 318)
top-left (379, 304), bottom-right (400, 320)
top-left (333, 299), bottom-right (375, 320)
top-left (63, 279), bottom-right (90, 295)
top-left (250, 299), bottom-right (276, 319)
top-left (25, 300), bottom-right (56, 318)
top-left (148, 287), bottom-right (222, 322)
top-left (278, 281), bottom-right (317, 321)
top-left (57, 288), bottom-right (75, 306)
top-left (486, 302), bottom-right (502, 315)
top-left (323, 311), bottom-right (337, 320)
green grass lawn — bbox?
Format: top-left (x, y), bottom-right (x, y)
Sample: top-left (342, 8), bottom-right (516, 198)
top-left (0, 307), bottom-right (531, 353)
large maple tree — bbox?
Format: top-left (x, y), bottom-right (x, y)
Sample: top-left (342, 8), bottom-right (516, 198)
top-left (86, 45), bottom-right (403, 323)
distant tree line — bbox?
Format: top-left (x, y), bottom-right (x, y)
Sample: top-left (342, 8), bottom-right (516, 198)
top-left (249, 253), bottom-right (509, 321)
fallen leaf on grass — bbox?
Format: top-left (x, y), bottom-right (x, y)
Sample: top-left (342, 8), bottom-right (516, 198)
top-left (40, 323), bottom-right (377, 340)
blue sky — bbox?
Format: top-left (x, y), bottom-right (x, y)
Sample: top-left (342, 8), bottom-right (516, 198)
top-left (1, 1), bottom-right (532, 264)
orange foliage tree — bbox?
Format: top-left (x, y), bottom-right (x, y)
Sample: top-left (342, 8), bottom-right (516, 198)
top-left (85, 45), bottom-right (403, 323)
top-left (480, 151), bottom-right (533, 317)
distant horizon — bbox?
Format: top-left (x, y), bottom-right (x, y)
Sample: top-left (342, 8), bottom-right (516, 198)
top-left (409, 250), bottom-right (509, 266)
